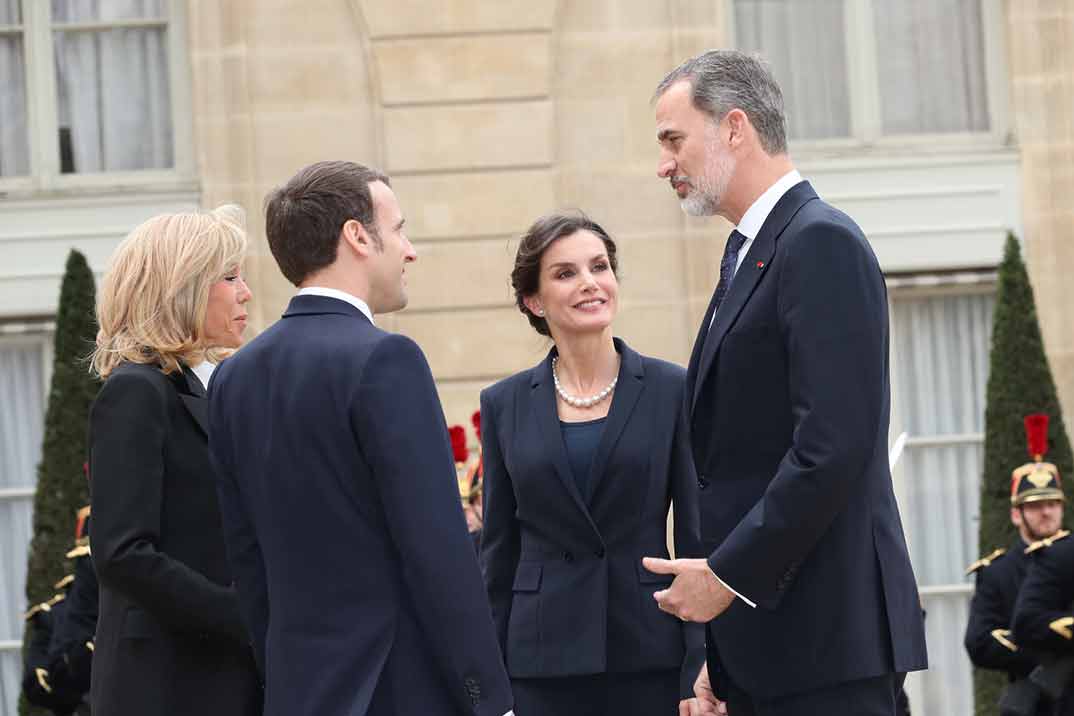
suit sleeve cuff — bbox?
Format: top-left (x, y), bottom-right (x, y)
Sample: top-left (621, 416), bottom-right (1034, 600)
top-left (709, 566), bottom-right (756, 609)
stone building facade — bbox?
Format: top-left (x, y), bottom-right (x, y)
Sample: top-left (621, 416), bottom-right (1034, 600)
top-left (2, 2), bottom-right (1073, 714)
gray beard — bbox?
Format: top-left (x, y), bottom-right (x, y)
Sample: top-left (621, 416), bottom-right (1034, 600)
top-left (681, 191), bottom-right (718, 217)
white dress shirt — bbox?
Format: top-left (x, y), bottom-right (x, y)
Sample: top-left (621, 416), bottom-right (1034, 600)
top-left (189, 361), bottom-right (215, 393)
top-left (731, 169), bottom-right (803, 278)
top-left (296, 286), bottom-right (375, 325)
top-left (706, 170), bottom-right (803, 610)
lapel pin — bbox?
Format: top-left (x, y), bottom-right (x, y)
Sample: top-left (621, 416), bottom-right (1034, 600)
top-left (756, 261), bottom-right (765, 270)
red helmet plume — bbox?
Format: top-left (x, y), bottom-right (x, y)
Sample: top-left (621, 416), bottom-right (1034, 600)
top-left (1025, 414), bottom-right (1049, 461)
top-left (471, 410), bottom-right (482, 440)
top-left (449, 425), bottom-right (469, 463)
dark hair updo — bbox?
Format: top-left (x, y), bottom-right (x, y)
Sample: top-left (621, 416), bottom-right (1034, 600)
top-left (511, 211), bottom-right (619, 337)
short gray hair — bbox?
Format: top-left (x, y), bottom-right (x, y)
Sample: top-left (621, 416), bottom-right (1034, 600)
top-left (653, 49), bottom-right (788, 155)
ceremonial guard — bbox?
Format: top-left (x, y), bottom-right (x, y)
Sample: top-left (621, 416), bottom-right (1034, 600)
top-left (1013, 520), bottom-right (1074, 714)
top-left (452, 421), bottom-right (484, 551)
top-left (966, 414), bottom-right (1067, 714)
top-left (23, 505), bottom-right (99, 715)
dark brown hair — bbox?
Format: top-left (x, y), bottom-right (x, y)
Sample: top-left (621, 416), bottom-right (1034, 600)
top-left (511, 211), bottom-right (619, 337)
top-left (264, 160), bottom-right (390, 286)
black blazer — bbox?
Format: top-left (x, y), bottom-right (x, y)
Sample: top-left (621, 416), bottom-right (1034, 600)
top-left (208, 295), bottom-right (512, 716)
top-left (480, 338), bottom-right (705, 697)
top-left (687, 181), bottom-right (928, 698)
top-left (88, 361), bottom-right (260, 716)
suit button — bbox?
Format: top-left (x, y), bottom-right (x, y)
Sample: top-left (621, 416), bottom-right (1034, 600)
top-left (563, 551), bottom-right (574, 563)
top-left (596, 547), bottom-right (605, 558)
top-left (697, 475), bottom-right (709, 489)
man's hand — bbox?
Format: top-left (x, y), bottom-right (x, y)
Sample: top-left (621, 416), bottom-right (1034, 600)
top-left (692, 662), bottom-right (727, 715)
top-left (642, 557), bottom-right (735, 622)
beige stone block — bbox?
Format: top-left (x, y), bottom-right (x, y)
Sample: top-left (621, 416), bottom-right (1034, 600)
top-left (404, 239), bottom-right (518, 310)
top-left (375, 34), bottom-right (550, 105)
top-left (613, 301), bottom-right (693, 366)
top-left (392, 169), bottom-right (557, 240)
top-left (191, 54), bottom-right (253, 121)
top-left (556, 98), bottom-right (631, 166)
top-left (614, 233), bottom-right (689, 304)
top-left (360, 0), bottom-right (555, 38)
top-left (188, 0), bottom-right (247, 55)
top-left (383, 101), bottom-right (553, 172)
top-left (558, 165), bottom-right (687, 235)
top-left (556, 32), bottom-right (672, 100)
top-left (246, 0), bottom-right (357, 47)
top-left (247, 47), bottom-right (376, 111)
top-left (250, 109), bottom-right (379, 183)
top-left (396, 306), bottom-right (548, 379)
top-left (194, 117), bottom-right (255, 187)
top-left (557, 0), bottom-right (676, 32)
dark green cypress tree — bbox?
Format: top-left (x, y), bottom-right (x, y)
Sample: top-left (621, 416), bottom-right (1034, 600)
top-left (974, 233), bottom-right (1074, 714)
top-left (20, 250), bottom-right (99, 716)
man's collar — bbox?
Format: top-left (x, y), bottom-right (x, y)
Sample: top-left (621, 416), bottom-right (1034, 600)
top-left (735, 169), bottom-right (804, 239)
top-left (296, 287), bottom-right (375, 325)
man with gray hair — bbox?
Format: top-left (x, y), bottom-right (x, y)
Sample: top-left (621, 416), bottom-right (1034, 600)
top-left (641, 50), bottom-right (927, 715)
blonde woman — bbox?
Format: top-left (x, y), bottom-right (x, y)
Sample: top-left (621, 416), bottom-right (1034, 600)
top-left (88, 205), bottom-right (260, 716)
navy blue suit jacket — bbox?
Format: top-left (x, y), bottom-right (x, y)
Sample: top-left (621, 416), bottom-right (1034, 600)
top-left (687, 182), bottom-right (928, 697)
top-left (208, 295), bottom-right (513, 716)
top-left (480, 339), bottom-right (705, 697)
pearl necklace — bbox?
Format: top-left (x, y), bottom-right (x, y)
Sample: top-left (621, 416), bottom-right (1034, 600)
top-left (552, 357), bottom-right (618, 408)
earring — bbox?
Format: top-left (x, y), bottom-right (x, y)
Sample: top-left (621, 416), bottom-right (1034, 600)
top-left (537, 309), bottom-right (545, 316)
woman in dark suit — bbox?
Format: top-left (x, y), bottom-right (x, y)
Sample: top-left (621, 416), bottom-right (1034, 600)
top-left (480, 212), bottom-right (705, 715)
top-left (88, 206), bottom-right (260, 716)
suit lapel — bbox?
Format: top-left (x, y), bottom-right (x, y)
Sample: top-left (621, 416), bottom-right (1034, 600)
top-left (685, 283), bottom-right (723, 404)
top-left (530, 356), bottom-right (602, 536)
top-left (690, 182), bottom-right (819, 415)
top-left (177, 365), bottom-right (209, 436)
top-left (585, 340), bottom-right (644, 502)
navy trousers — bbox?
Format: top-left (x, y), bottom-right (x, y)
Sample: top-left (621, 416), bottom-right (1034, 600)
top-left (512, 669), bottom-right (679, 716)
top-left (724, 672), bottom-right (907, 716)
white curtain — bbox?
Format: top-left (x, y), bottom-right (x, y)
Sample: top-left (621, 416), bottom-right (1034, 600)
top-left (0, 340), bottom-right (46, 716)
top-left (52, 0), bottom-right (172, 173)
top-left (0, 0), bottom-right (29, 176)
top-left (892, 290), bottom-right (995, 716)
top-left (733, 0), bottom-right (851, 140)
top-left (874, 0), bottom-right (990, 134)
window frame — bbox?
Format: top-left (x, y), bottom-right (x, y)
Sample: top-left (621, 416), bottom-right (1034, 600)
top-left (725, 0), bottom-right (1011, 158)
top-left (885, 273), bottom-right (996, 716)
top-left (0, 326), bottom-right (52, 659)
top-left (0, 0), bottom-right (194, 195)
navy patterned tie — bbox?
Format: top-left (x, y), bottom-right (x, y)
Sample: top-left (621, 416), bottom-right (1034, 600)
top-left (710, 229), bottom-right (749, 321)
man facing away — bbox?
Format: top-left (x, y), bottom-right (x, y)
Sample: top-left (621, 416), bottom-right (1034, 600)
top-left (207, 161), bottom-right (513, 716)
top-left (642, 51), bottom-right (928, 715)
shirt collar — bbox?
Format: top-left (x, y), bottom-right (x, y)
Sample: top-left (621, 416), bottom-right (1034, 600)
top-left (735, 169), bottom-right (804, 240)
top-left (296, 287), bottom-right (375, 325)
top-left (189, 361), bottom-right (215, 392)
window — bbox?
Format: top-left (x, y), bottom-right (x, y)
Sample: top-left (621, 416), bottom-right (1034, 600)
top-left (0, 330), bottom-right (49, 716)
top-left (731, 0), bottom-right (1005, 147)
top-left (888, 277), bottom-right (995, 715)
top-left (0, 0), bottom-right (190, 187)
top-left (0, 2), bottom-right (29, 176)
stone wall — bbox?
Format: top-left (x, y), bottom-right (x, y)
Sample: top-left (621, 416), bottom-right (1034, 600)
top-left (186, 0), bottom-right (734, 428)
top-left (1005, 0), bottom-right (1074, 424)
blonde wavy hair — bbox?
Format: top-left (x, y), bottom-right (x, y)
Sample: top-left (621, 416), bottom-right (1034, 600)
top-left (91, 204), bottom-right (248, 378)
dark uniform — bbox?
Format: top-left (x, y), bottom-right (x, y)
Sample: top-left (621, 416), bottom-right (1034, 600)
top-left (966, 542), bottom-right (1040, 677)
top-left (22, 507), bottom-right (98, 716)
top-left (965, 414), bottom-right (1066, 715)
top-left (1013, 530), bottom-right (1074, 715)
